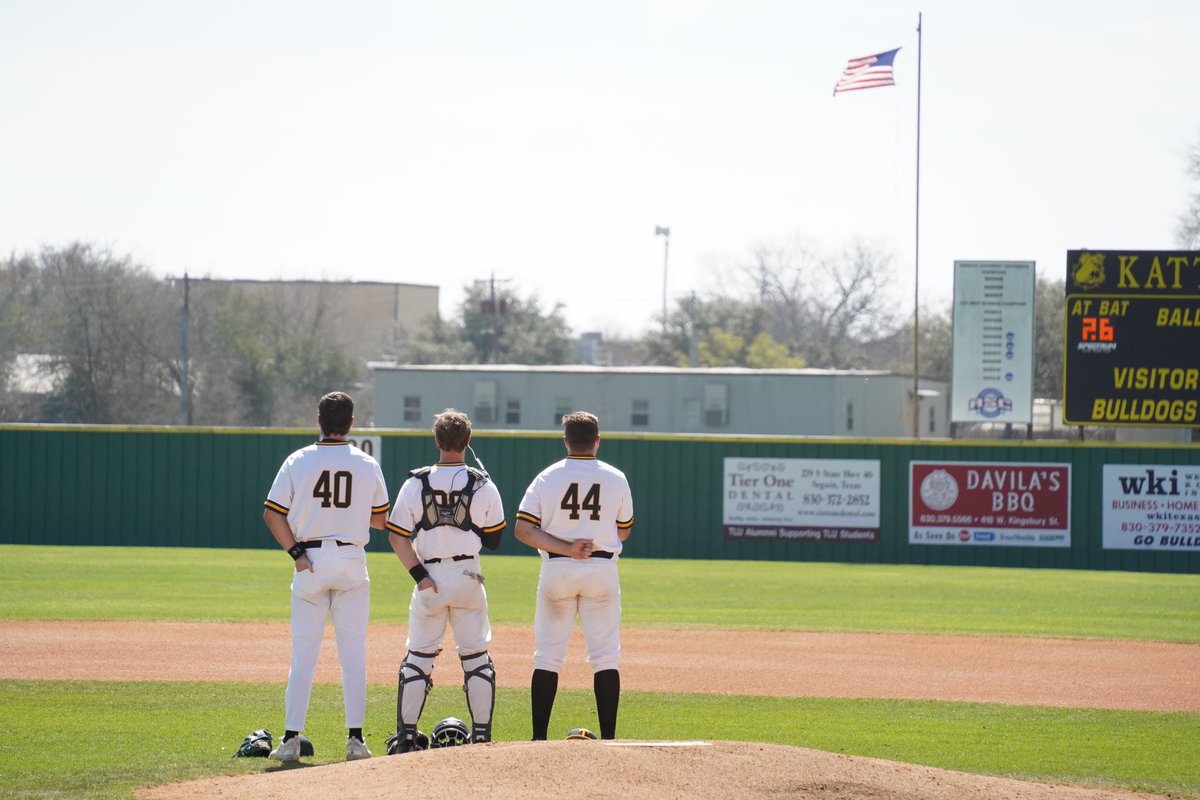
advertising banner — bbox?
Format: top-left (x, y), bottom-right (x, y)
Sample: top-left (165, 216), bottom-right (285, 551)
top-left (909, 461), bottom-right (1071, 547)
top-left (1064, 249), bottom-right (1200, 426)
top-left (1102, 464), bottom-right (1200, 551)
top-left (723, 457), bottom-right (880, 542)
top-left (951, 261), bottom-right (1035, 424)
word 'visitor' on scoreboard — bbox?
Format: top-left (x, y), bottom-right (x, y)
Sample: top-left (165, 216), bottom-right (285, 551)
top-left (1064, 250), bottom-right (1200, 427)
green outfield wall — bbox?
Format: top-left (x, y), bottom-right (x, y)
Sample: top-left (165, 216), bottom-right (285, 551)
top-left (1, 424), bottom-right (1197, 573)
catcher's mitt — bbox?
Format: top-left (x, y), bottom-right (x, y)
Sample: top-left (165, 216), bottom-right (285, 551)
top-left (565, 728), bottom-right (597, 740)
top-left (232, 728), bottom-right (273, 758)
top-left (385, 730), bottom-right (429, 754)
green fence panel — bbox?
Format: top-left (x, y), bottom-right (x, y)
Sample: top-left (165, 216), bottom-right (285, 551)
top-left (1, 425), bottom-right (1197, 573)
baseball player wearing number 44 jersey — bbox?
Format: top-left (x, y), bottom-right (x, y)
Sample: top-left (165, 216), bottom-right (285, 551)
top-left (385, 409), bottom-right (507, 753)
top-left (262, 391), bottom-right (390, 763)
top-left (515, 411), bottom-right (634, 741)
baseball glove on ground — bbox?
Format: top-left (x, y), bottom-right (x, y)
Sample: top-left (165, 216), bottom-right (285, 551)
top-left (232, 729), bottom-right (272, 758)
top-left (385, 730), bottom-right (429, 754)
top-left (566, 728), bottom-right (598, 740)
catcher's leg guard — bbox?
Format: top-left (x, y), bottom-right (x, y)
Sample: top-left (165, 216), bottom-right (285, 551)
top-left (395, 650), bottom-right (436, 746)
top-left (460, 650), bottom-right (495, 742)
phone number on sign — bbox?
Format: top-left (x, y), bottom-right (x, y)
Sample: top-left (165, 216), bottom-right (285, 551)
top-left (1121, 522), bottom-right (1200, 534)
top-left (918, 513), bottom-right (975, 524)
top-left (802, 494), bottom-right (872, 506)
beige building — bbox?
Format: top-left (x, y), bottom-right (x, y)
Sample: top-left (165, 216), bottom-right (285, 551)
top-left (194, 278), bottom-right (438, 361)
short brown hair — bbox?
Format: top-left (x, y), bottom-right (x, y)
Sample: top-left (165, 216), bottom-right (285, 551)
top-left (433, 409), bottom-right (472, 452)
top-left (318, 391), bottom-right (354, 436)
top-left (562, 411), bottom-right (599, 450)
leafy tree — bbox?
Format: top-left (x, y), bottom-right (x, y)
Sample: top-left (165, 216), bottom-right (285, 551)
top-left (888, 274), bottom-right (1064, 400)
top-left (1032, 276), bottom-right (1065, 398)
top-left (696, 328), bottom-right (744, 367)
top-left (642, 295), bottom-right (765, 367)
top-left (745, 332), bottom-right (808, 369)
top-left (395, 281), bottom-right (573, 365)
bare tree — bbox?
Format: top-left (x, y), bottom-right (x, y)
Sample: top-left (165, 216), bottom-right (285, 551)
top-left (1, 245), bottom-right (360, 426)
top-left (35, 244), bottom-right (180, 423)
top-left (1178, 134), bottom-right (1200, 249)
top-left (804, 241), bottom-right (898, 368)
top-left (725, 236), bottom-right (899, 368)
top-left (188, 287), bottom-right (358, 427)
top-left (0, 254), bottom-right (43, 419)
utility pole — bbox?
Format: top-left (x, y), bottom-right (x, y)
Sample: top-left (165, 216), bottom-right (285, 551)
top-left (179, 272), bottom-right (192, 425)
top-left (475, 273), bottom-right (510, 363)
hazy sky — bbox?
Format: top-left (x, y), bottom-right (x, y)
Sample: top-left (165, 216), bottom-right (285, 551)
top-left (2, 0), bottom-right (1197, 338)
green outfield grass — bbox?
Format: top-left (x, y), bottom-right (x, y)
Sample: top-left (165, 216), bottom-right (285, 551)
top-left (0, 682), bottom-right (1195, 800)
top-left (1, 545), bottom-right (1198, 641)
top-left (0, 544), bottom-right (1198, 798)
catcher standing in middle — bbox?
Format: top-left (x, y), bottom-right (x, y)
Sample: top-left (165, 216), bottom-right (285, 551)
top-left (384, 409), bottom-right (507, 752)
top-left (515, 411), bottom-right (634, 740)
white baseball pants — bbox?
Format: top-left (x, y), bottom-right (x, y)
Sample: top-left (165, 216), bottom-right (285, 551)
top-left (533, 559), bottom-right (621, 673)
top-left (285, 541), bottom-right (370, 731)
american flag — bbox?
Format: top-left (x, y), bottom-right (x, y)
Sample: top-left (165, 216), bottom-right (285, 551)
top-left (833, 47), bottom-right (900, 95)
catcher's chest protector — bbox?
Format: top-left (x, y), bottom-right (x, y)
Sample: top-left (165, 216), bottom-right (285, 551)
top-left (412, 467), bottom-right (482, 532)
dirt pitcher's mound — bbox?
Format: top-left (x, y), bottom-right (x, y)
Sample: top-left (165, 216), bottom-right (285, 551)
top-left (134, 740), bottom-right (1165, 800)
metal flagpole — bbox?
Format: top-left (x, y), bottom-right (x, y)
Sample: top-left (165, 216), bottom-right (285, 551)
top-left (912, 12), bottom-right (923, 438)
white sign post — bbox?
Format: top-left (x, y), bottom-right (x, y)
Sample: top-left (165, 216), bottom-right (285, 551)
top-left (951, 261), bottom-right (1035, 424)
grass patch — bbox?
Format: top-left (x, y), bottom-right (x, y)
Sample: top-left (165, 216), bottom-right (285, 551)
top-left (0, 680), bottom-right (1196, 799)
top-left (1, 545), bottom-right (1197, 641)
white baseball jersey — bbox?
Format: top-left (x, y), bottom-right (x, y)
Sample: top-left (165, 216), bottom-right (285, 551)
top-left (265, 440), bottom-right (390, 545)
top-left (263, 438), bottom-right (389, 732)
top-left (516, 455), bottom-right (634, 556)
top-left (518, 454), bottom-right (634, 675)
top-left (385, 462), bottom-right (506, 559)
top-left (387, 461), bottom-right (506, 659)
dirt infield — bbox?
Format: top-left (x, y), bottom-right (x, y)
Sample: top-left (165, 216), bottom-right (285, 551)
top-left (6, 620), bottom-right (1197, 799)
top-left (3, 620), bottom-right (1197, 712)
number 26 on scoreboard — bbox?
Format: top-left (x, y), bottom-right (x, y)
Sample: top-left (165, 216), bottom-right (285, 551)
top-left (1080, 316), bottom-right (1114, 342)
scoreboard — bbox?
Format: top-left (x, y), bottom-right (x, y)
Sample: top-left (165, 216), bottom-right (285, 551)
top-left (1064, 250), bottom-right (1200, 426)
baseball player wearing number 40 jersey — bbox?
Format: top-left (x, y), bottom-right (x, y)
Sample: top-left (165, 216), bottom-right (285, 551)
top-left (262, 391), bottom-right (391, 763)
top-left (515, 411), bottom-right (634, 741)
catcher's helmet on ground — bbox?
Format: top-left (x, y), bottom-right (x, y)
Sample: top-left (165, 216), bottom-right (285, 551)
top-left (232, 728), bottom-right (272, 757)
top-left (430, 717), bottom-right (471, 748)
top-left (566, 728), bottom-right (598, 740)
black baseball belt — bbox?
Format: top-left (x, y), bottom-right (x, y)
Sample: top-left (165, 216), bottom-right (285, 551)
top-left (423, 554), bottom-right (475, 564)
top-left (296, 540), bottom-right (354, 549)
top-left (548, 551), bottom-right (613, 559)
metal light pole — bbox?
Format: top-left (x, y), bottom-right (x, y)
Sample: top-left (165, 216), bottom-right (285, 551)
top-left (655, 226), bottom-right (670, 332)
